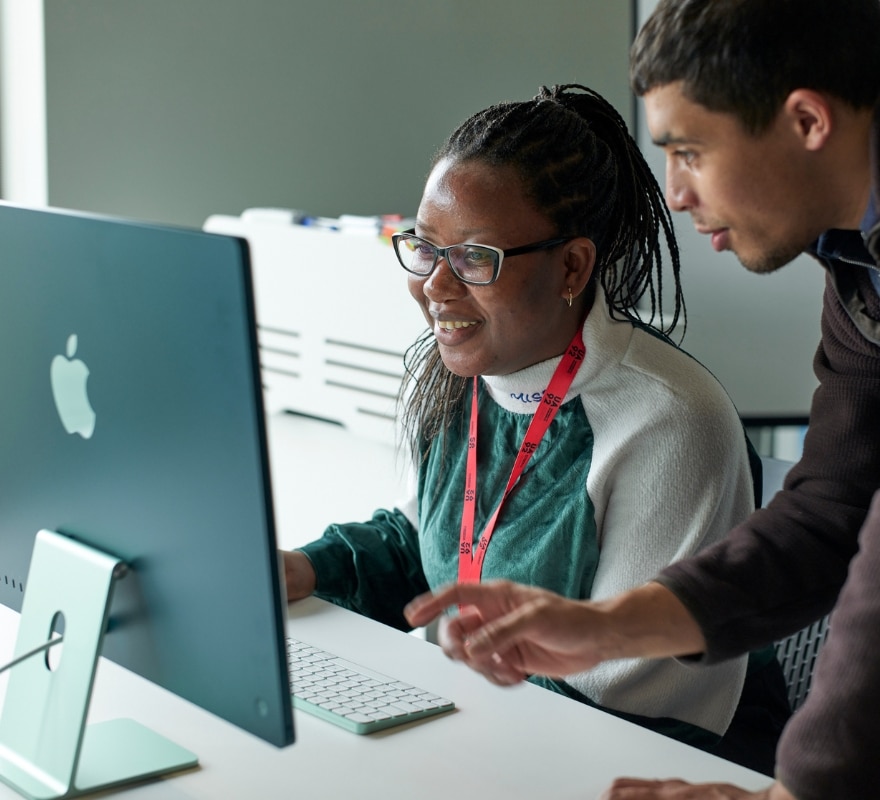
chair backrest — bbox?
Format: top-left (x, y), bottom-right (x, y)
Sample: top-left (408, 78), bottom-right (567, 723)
top-left (774, 615), bottom-right (831, 711)
top-left (760, 455), bottom-right (831, 710)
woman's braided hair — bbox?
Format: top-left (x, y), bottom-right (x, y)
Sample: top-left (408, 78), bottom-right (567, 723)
top-left (400, 84), bottom-right (684, 461)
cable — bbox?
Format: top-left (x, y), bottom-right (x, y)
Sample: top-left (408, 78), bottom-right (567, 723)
top-left (0, 636), bottom-right (64, 676)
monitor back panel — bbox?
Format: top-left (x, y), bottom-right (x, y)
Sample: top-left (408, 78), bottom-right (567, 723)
top-left (0, 202), bottom-right (293, 746)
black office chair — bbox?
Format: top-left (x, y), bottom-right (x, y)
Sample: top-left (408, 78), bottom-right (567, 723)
top-left (759, 456), bottom-right (832, 711)
top-left (773, 615), bottom-right (831, 711)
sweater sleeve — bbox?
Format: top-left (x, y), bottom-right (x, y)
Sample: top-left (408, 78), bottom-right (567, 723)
top-left (657, 277), bottom-right (880, 663)
top-left (775, 489), bottom-right (880, 800)
top-left (297, 505), bottom-right (429, 631)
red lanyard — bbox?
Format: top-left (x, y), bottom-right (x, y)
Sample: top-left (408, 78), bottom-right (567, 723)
top-left (457, 329), bottom-right (586, 583)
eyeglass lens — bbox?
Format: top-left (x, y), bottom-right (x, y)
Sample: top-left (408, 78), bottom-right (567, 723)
top-left (395, 235), bottom-right (498, 284)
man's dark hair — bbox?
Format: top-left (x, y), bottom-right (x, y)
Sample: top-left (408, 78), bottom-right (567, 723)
top-left (631, 0), bottom-right (880, 134)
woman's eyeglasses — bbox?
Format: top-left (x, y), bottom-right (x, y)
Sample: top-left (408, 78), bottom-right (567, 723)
top-left (391, 228), bottom-right (572, 286)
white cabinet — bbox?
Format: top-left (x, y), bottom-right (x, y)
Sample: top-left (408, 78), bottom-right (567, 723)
top-left (205, 213), bottom-right (427, 444)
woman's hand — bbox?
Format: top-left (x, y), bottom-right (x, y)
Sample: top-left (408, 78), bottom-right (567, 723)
top-left (281, 550), bottom-right (317, 602)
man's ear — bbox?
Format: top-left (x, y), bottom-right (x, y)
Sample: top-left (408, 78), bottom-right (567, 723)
top-left (562, 237), bottom-right (597, 303)
top-left (782, 89), bottom-right (834, 152)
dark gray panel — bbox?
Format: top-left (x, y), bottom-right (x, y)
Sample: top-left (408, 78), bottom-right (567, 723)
top-left (44, 0), bottom-right (631, 226)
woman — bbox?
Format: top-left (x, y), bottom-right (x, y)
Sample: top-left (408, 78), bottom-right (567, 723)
top-left (283, 85), bottom-right (787, 773)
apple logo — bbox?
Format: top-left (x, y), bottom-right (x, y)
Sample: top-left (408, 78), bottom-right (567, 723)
top-left (50, 334), bottom-right (97, 439)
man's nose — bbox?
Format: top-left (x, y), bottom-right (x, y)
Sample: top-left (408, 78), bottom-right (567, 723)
top-left (665, 162), bottom-right (695, 213)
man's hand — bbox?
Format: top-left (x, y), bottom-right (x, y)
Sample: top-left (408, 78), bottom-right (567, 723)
top-left (405, 579), bottom-right (707, 685)
top-left (599, 778), bottom-right (793, 800)
top-left (405, 579), bottom-right (705, 687)
top-left (406, 579), bottom-right (608, 684)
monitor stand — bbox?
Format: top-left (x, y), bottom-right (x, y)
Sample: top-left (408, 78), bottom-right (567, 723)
top-left (0, 529), bottom-right (198, 799)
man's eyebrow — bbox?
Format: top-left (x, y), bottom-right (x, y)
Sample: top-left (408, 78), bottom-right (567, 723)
top-left (651, 133), bottom-right (698, 147)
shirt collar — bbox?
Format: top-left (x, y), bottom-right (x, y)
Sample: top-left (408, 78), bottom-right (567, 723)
top-left (861, 190), bottom-right (879, 238)
top-left (811, 224), bottom-right (875, 270)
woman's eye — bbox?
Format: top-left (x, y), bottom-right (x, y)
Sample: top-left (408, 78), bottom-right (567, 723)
top-left (464, 248), bottom-right (493, 265)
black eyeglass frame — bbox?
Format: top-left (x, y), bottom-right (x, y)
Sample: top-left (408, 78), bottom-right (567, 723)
top-left (391, 228), bottom-right (574, 286)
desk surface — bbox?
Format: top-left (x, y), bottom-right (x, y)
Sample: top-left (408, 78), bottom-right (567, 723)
top-left (0, 599), bottom-right (770, 800)
top-left (0, 413), bottom-right (772, 798)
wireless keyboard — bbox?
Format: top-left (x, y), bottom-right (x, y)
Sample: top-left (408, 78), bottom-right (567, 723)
top-left (286, 637), bottom-right (455, 734)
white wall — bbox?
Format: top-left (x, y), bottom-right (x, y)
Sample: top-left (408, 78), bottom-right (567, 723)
top-left (0, 0), bottom-right (47, 204)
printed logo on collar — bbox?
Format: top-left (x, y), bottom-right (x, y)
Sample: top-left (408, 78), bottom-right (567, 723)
top-left (509, 391), bottom-right (544, 403)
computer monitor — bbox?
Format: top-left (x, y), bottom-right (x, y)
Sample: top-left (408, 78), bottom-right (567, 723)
top-left (0, 202), bottom-right (294, 796)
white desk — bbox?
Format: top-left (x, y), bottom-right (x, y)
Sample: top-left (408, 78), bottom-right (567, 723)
top-left (0, 412), bottom-right (772, 799)
top-left (0, 598), bottom-right (770, 800)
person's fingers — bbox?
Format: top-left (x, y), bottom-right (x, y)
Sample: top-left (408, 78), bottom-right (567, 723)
top-left (459, 597), bottom-right (546, 658)
top-left (479, 651), bottom-right (529, 685)
top-left (406, 580), bottom-right (525, 626)
top-left (404, 584), bottom-right (466, 626)
top-left (599, 778), bottom-right (764, 799)
top-left (437, 613), bottom-right (529, 684)
top-left (402, 595), bottom-right (439, 627)
top-left (599, 779), bottom-right (691, 799)
top-left (447, 605), bottom-right (486, 638)
top-left (437, 609), bottom-right (482, 660)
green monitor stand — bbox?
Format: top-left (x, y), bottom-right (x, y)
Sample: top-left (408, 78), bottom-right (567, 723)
top-left (0, 529), bottom-right (198, 799)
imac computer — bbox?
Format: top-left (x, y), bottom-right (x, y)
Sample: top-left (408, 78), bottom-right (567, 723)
top-left (0, 202), bottom-right (294, 798)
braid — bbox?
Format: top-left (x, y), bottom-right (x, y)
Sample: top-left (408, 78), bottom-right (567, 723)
top-left (401, 84), bottom-right (685, 462)
top-left (400, 330), bottom-right (468, 467)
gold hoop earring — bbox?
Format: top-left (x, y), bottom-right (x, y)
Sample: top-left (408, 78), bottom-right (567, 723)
top-left (567, 287), bottom-right (573, 308)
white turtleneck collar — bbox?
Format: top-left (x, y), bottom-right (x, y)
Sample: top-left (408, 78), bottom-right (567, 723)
top-left (481, 286), bottom-right (635, 414)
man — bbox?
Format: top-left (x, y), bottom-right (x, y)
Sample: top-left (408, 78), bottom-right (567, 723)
top-left (405, 1), bottom-right (880, 798)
